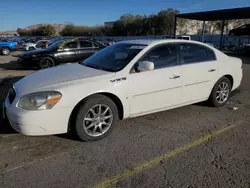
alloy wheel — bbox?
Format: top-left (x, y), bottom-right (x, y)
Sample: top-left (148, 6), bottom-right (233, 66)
top-left (2, 49), bottom-right (9, 55)
top-left (83, 104), bottom-right (113, 137)
top-left (40, 59), bottom-right (54, 69)
top-left (216, 81), bottom-right (230, 104)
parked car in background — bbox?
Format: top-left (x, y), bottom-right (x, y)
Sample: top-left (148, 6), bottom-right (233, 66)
top-left (245, 44), bottom-right (250, 54)
top-left (24, 40), bottom-right (49, 51)
top-left (6, 39), bottom-right (242, 141)
top-left (177, 35), bottom-right (191, 40)
top-left (205, 43), bottom-right (216, 48)
top-left (229, 24), bottom-right (250, 36)
top-left (18, 38), bottom-right (104, 69)
top-left (0, 41), bottom-right (17, 55)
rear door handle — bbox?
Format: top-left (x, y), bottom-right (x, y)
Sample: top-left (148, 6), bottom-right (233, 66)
top-left (208, 69), bottom-right (216, 72)
top-left (169, 75), bottom-right (180, 79)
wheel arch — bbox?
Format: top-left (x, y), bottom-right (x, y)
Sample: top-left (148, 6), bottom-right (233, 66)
top-left (40, 55), bottom-right (57, 64)
top-left (223, 74), bottom-right (234, 88)
top-left (1, 46), bottom-right (11, 50)
top-left (67, 92), bottom-right (125, 132)
top-left (209, 74), bottom-right (234, 99)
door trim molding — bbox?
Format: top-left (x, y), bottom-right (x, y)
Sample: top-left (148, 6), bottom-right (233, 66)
top-left (184, 80), bottom-right (210, 86)
top-left (133, 86), bottom-right (182, 97)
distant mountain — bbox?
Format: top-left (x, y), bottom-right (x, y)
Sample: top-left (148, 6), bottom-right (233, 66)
top-left (19, 24), bottom-right (67, 35)
top-left (0, 24), bottom-right (67, 36)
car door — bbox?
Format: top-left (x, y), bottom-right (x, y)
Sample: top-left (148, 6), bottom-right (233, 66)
top-left (56, 41), bottom-right (78, 63)
top-left (127, 44), bottom-right (183, 116)
top-left (77, 41), bottom-right (97, 61)
top-left (179, 43), bottom-right (218, 103)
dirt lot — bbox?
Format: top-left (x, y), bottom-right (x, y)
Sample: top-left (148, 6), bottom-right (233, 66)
top-left (0, 52), bottom-right (250, 188)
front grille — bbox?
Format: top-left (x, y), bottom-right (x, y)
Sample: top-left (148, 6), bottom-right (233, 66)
top-left (8, 87), bottom-right (16, 104)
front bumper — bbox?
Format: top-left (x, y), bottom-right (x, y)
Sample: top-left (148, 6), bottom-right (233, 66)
top-left (18, 57), bottom-right (38, 67)
top-left (5, 93), bottom-right (72, 136)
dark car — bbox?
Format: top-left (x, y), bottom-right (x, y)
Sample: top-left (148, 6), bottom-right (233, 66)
top-left (229, 24), bottom-right (250, 36)
top-left (18, 38), bottom-right (105, 69)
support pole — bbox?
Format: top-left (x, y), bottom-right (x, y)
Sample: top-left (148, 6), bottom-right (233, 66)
top-left (219, 20), bottom-right (225, 50)
top-left (173, 15), bottom-right (177, 38)
top-left (201, 21), bottom-right (206, 42)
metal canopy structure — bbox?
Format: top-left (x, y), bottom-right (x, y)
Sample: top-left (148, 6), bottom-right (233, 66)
top-left (174, 7), bottom-right (250, 49)
top-left (177, 7), bottom-right (250, 21)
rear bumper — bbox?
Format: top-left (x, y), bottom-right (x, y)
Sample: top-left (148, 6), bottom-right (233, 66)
top-left (232, 69), bottom-right (243, 91)
top-left (10, 47), bottom-right (17, 51)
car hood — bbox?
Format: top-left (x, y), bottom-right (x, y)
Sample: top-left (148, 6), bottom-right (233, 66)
top-left (0, 41), bottom-right (16, 45)
top-left (20, 49), bottom-right (51, 57)
top-left (14, 63), bottom-right (114, 96)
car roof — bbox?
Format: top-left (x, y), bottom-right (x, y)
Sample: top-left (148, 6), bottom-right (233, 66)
top-left (119, 39), bottom-right (204, 46)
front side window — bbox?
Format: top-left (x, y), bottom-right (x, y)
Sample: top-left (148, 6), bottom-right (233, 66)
top-left (140, 44), bottom-right (178, 69)
top-left (180, 43), bottom-right (216, 64)
top-left (82, 43), bottom-right (146, 72)
top-left (64, 41), bottom-right (78, 49)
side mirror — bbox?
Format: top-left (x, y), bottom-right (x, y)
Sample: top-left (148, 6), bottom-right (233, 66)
top-left (137, 61), bottom-right (154, 72)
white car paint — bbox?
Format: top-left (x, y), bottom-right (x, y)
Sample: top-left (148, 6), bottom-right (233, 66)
top-left (24, 40), bottom-right (48, 51)
top-left (5, 39), bottom-right (243, 136)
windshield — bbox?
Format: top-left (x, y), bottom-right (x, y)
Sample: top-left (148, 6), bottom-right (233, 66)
top-left (82, 43), bottom-right (147, 72)
top-left (48, 38), bottom-right (61, 45)
top-left (47, 40), bottom-right (64, 50)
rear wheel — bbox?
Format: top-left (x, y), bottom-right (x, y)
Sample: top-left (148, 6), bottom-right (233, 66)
top-left (38, 57), bottom-right (55, 69)
top-left (209, 77), bottom-right (232, 107)
top-left (1, 47), bottom-right (10, 56)
top-left (74, 95), bottom-right (118, 141)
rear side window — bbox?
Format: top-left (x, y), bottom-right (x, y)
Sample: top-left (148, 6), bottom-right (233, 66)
top-left (80, 41), bottom-right (93, 48)
top-left (180, 43), bottom-right (216, 64)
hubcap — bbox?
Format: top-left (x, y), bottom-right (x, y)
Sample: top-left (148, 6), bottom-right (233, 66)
top-left (216, 81), bottom-right (230, 104)
top-left (40, 59), bottom-right (54, 69)
top-left (2, 49), bottom-right (9, 55)
top-left (83, 104), bottom-right (113, 137)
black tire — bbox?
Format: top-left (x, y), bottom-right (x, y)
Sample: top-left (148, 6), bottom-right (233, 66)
top-left (1, 47), bottom-right (10, 56)
top-left (209, 77), bottom-right (232, 107)
top-left (38, 57), bottom-right (55, 69)
top-left (74, 94), bottom-right (119, 141)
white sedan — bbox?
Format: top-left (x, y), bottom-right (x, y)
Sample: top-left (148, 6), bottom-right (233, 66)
top-left (24, 40), bottom-right (48, 51)
top-left (5, 39), bottom-right (242, 141)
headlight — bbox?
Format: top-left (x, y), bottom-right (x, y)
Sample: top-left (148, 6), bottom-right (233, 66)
top-left (18, 91), bottom-right (62, 110)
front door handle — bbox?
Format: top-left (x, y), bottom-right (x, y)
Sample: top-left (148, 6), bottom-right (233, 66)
top-left (208, 69), bottom-right (216, 72)
top-left (170, 75), bottom-right (180, 79)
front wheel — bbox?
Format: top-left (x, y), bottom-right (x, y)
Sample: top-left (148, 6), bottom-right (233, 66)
top-left (1, 47), bottom-right (10, 56)
top-left (29, 46), bottom-right (36, 51)
top-left (74, 95), bottom-right (118, 141)
top-left (38, 57), bottom-right (55, 69)
top-left (209, 77), bottom-right (232, 107)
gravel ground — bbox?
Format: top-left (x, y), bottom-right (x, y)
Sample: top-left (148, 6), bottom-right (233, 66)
top-left (0, 52), bottom-right (249, 188)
